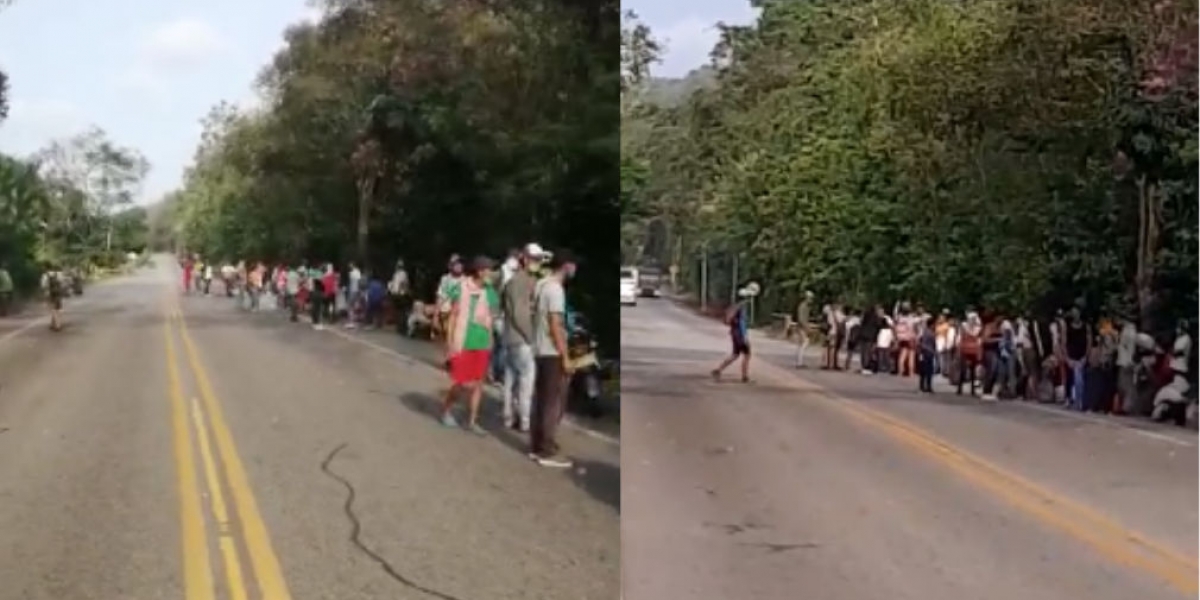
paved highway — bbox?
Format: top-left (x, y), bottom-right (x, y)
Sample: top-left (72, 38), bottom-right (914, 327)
top-left (622, 298), bottom-right (1197, 600)
top-left (0, 258), bottom-right (618, 600)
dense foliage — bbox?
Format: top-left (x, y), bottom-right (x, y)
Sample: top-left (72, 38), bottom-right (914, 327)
top-left (169, 0), bottom-right (620, 349)
top-left (0, 132), bottom-right (150, 294)
top-left (623, 0), bottom-right (1197, 333)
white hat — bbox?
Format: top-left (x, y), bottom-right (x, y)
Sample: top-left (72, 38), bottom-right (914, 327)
top-left (524, 243), bottom-right (548, 258)
top-left (739, 282), bottom-right (761, 298)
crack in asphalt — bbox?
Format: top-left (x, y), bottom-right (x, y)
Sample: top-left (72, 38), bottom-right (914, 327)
top-left (320, 443), bottom-right (469, 600)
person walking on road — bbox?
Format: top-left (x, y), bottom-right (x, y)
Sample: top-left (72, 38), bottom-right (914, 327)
top-left (501, 244), bottom-right (543, 432)
top-left (794, 290), bottom-right (814, 368)
top-left (440, 256), bottom-right (500, 435)
top-left (530, 251), bottom-right (578, 468)
top-left (711, 282), bottom-right (758, 384)
top-left (41, 265), bottom-right (65, 331)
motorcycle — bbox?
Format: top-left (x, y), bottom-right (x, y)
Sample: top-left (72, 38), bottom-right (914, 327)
top-left (566, 316), bottom-right (615, 418)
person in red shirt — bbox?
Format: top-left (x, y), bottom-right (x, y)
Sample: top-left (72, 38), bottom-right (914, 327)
top-left (181, 255), bottom-right (194, 293)
top-left (322, 264), bottom-right (339, 323)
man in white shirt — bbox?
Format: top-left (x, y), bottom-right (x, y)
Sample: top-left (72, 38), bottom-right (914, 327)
top-left (530, 250), bottom-right (577, 468)
top-left (1114, 313), bottom-right (1138, 414)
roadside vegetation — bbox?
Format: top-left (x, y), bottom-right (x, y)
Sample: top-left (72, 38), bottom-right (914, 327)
top-left (160, 0), bottom-right (620, 349)
top-left (621, 0), bottom-right (1197, 334)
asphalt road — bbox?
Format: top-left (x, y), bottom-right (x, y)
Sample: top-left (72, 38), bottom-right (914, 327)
top-left (0, 258), bottom-right (618, 600)
top-left (622, 298), bottom-right (1197, 600)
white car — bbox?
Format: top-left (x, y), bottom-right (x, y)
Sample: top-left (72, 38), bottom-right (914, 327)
top-left (620, 267), bottom-right (638, 306)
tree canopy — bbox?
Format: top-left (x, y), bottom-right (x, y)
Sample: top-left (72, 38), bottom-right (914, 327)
top-left (170, 0), bottom-right (620, 349)
top-left (622, 0), bottom-right (1197, 332)
top-left (0, 127), bottom-right (150, 293)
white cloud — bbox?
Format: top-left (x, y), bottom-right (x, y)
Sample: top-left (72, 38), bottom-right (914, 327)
top-left (0, 99), bottom-right (91, 156)
top-left (655, 16), bottom-right (720, 78)
top-left (141, 18), bottom-right (227, 71)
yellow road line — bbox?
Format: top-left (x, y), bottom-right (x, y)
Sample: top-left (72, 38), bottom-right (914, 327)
top-left (163, 310), bottom-right (216, 600)
top-left (189, 394), bottom-right (250, 600)
top-left (176, 311), bottom-right (294, 600)
top-left (756, 361), bottom-right (1199, 595)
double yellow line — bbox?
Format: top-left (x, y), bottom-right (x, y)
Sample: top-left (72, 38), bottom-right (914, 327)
top-left (163, 301), bottom-right (292, 600)
top-left (755, 360), bottom-right (1199, 595)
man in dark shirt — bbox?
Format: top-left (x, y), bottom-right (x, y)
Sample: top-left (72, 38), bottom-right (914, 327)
top-left (857, 305), bottom-right (882, 374)
top-left (1063, 306), bottom-right (1091, 410)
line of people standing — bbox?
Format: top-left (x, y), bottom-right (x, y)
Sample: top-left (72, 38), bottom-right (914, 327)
top-left (793, 295), bottom-right (1194, 422)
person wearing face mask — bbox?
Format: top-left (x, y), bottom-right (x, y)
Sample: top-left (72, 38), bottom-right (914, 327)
top-left (500, 243), bottom-right (545, 432)
top-left (436, 255), bottom-right (464, 339)
top-left (530, 249), bottom-right (579, 468)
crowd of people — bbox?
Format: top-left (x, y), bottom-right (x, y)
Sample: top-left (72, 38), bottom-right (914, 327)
top-left (787, 296), bottom-right (1196, 426)
top-left (177, 244), bottom-right (584, 467)
top-left (713, 284), bottom-right (1195, 427)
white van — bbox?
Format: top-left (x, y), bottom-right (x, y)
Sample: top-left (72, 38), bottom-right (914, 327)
top-left (620, 267), bottom-right (638, 306)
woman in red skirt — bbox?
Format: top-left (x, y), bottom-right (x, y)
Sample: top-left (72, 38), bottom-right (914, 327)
top-left (439, 256), bottom-right (499, 435)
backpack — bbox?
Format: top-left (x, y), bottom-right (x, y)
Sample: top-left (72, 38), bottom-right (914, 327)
top-left (47, 272), bottom-right (63, 297)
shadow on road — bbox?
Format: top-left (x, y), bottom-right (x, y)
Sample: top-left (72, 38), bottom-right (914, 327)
top-left (398, 390), bottom-right (621, 513)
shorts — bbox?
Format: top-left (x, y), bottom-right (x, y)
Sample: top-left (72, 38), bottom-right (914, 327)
top-left (732, 336), bottom-right (751, 356)
top-left (449, 349), bottom-right (491, 385)
top-left (47, 296), bottom-right (62, 310)
top-left (898, 340), bottom-right (913, 350)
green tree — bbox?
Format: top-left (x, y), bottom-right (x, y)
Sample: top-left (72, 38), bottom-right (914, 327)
top-left (626, 0), bottom-right (1197, 331)
top-left (174, 0), bottom-right (621, 351)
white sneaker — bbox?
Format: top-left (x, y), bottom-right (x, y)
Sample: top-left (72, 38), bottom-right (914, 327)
top-left (536, 456), bottom-right (573, 468)
top-left (981, 394), bottom-right (997, 401)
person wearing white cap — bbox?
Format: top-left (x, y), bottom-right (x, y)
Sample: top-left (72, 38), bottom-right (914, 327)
top-left (499, 243), bottom-right (545, 431)
top-left (711, 282), bottom-right (759, 383)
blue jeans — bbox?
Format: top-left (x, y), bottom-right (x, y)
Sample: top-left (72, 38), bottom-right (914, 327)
top-left (503, 343), bottom-right (536, 427)
top-left (1068, 359), bottom-right (1086, 409)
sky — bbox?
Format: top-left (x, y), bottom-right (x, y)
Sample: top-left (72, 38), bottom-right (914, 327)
top-left (623, 0), bottom-right (760, 78)
top-left (0, 0), bottom-right (321, 204)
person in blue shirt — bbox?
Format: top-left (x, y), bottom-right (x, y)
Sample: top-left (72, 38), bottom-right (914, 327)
top-left (363, 274), bottom-right (386, 329)
top-left (711, 282), bottom-right (758, 383)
